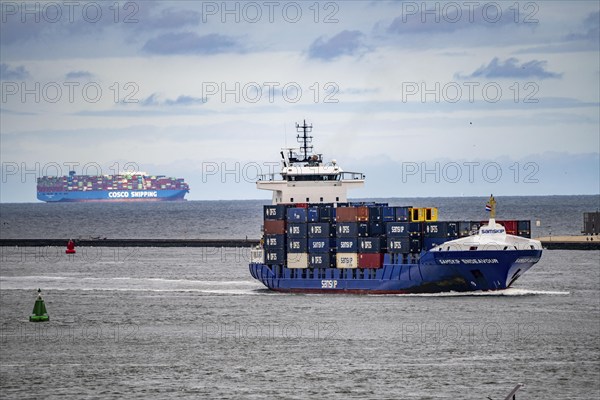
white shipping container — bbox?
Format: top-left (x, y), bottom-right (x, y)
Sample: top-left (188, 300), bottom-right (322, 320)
top-left (336, 253), bottom-right (358, 269)
top-left (287, 253), bottom-right (309, 269)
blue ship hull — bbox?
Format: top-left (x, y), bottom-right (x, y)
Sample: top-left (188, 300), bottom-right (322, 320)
top-left (37, 189), bottom-right (188, 202)
top-left (249, 249), bottom-right (542, 294)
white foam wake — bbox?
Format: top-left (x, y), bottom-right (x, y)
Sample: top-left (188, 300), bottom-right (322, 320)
top-left (384, 288), bottom-right (570, 297)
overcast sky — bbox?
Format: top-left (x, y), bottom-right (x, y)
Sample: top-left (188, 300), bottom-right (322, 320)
top-left (1, 1), bottom-right (598, 202)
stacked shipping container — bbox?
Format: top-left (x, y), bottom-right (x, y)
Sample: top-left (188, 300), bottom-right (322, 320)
top-left (262, 203), bottom-right (534, 271)
top-left (37, 174), bottom-right (189, 193)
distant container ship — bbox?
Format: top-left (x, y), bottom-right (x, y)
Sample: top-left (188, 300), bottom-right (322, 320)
top-left (37, 171), bottom-right (189, 202)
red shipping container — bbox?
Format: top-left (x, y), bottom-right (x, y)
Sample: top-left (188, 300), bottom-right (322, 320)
top-left (358, 253), bottom-right (384, 269)
top-left (357, 206), bottom-right (369, 222)
top-left (336, 207), bottom-right (358, 222)
top-left (294, 203), bottom-right (309, 208)
top-left (500, 220), bottom-right (518, 235)
top-left (263, 220), bottom-right (286, 235)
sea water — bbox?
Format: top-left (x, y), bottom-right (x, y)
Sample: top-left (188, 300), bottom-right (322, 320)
top-left (1, 196), bottom-right (598, 399)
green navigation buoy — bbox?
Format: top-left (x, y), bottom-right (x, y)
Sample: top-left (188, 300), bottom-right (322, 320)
top-left (29, 288), bottom-right (49, 322)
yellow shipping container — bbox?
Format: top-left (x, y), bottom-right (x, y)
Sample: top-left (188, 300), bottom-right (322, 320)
top-left (336, 253), bottom-right (358, 269)
top-left (287, 253), bottom-right (308, 269)
top-left (424, 207), bottom-right (438, 222)
top-left (410, 207), bottom-right (424, 222)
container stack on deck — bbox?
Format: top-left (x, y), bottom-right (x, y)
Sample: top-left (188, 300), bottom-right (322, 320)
top-left (37, 174), bottom-right (189, 193)
top-left (262, 203), bottom-right (532, 269)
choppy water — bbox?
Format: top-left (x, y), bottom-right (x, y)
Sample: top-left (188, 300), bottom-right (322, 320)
top-left (1, 197), bottom-right (599, 399)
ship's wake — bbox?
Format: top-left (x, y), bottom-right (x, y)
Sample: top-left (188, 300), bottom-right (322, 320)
top-left (385, 288), bottom-right (570, 297)
top-left (1, 276), bottom-right (569, 297)
top-left (0, 275), bottom-right (268, 295)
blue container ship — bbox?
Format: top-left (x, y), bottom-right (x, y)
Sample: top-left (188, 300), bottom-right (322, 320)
top-left (249, 121), bottom-right (542, 294)
top-left (37, 171), bottom-right (189, 202)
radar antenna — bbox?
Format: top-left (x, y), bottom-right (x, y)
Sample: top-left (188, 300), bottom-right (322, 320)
top-left (292, 120), bottom-right (313, 162)
top-left (286, 120), bottom-right (322, 166)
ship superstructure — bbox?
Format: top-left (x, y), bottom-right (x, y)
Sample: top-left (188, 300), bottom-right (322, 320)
top-left (257, 120), bottom-right (364, 204)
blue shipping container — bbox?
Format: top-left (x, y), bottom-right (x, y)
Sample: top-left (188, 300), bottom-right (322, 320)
top-left (265, 249), bottom-right (286, 264)
top-left (386, 222), bottom-right (410, 237)
top-left (447, 222), bottom-right (459, 237)
top-left (387, 237), bottom-right (410, 253)
top-left (368, 206), bottom-right (382, 222)
top-left (409, 222), bottom-right (423, 235)
top-left (410, 238), bottom-right (422, 253)
top-left (308, 238), bottom-right (335, 253)
top-left (395, 206), bottom-right (411, 222)
top-left (336, 237), bottom-right (358, 252)
top-left (309, 253), bottom-right (333, 268)
top-left (424, 222), bottom-right (448, 238)
top-left (287, 238), bottom-right (307, 253)
top-left (264, 204), bottom-right (286, 220)
top-left (381, 207), bottom-right (396, 222)
top-left (264, 234), bottom-right (285, 249)
top-left (308, 223), bottom-right (331, 238)
top-left (370, 222), bottom-right (385, 236)
top-left (287, 223), bottom-right (308, 238)
top-left (319, 206), bottom-right (336, 222)
top-left (337, 222), bottom-right (358, 237)
top-left (517, 220), bottom-right (531, 231)
top-left (308, 208), bottom-right (320, 222)
top-left (359, 237), bottom-right (383, 253)
top-left (358, 222), bottom-right (370, 237)
top-left (287, 207), bottom-right (308, 222)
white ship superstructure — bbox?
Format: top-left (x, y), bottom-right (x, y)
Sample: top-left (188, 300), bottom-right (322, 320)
top-left (257, 121), bottom-right (365, 204)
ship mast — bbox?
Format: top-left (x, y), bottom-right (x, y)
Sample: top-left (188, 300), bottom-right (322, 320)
top-left (488, 194), bottom-right (497, 219)
top-left (288, 120), bottom-right (313, 164)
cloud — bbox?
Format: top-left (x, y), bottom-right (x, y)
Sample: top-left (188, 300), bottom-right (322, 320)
top-left (142, 32), bottom-right (239, 55)
top-left (342, 87), bottom-right (380, 95)
top-left (65, 71), bottom-right (94, 80)
top-left (515, 11), bottom-right (599, 54)
top-left (135, 7), bottom-right (201, 31)
top-left (140, 93), bottom-right (206, 106)
top-left (308, 30), bottom-right (366, 60)
top-left (456, 57), bottom-right (562, 80)
top-left (0, 16), bottom-right (46, 45)
top-left (0, 2), bottom-right (168, 45)
top-left (387, 3), bottom-right (517, 35)
top-left (0, 63), bottom-right (30, 80)
top-left (0, 107), bottom-right (37, 116)
top-left (565, 11), bottom-right (599, 44)
top-left (165, 95), bottom-right (206, 106)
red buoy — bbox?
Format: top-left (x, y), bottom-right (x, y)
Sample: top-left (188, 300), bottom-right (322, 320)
top-left (66, 239), bottom-right (76, 254)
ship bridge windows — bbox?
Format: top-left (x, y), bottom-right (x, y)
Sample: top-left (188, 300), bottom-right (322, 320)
top-left (286, 174), bottom-right (340, 182)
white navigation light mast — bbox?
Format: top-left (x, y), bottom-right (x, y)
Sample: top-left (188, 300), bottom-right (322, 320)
top-left (256, 120), bottom-right (365, 205)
